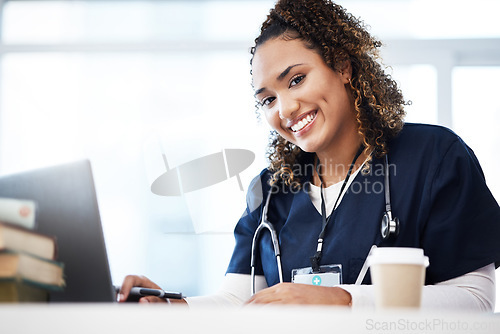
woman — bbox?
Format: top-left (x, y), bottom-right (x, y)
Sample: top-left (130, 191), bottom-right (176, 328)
top-left (119, 0), bottom-right (500, 309)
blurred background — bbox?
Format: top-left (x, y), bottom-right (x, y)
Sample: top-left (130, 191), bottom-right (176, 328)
top-left (0, 0), bottom-right (498, 309)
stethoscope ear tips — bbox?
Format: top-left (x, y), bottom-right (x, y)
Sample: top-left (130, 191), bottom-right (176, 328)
top-left (381, 211), bottom-right (400, 240)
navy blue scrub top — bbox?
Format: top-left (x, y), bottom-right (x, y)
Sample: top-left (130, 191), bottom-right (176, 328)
top-left (226, 123), bottom-right (500, 287)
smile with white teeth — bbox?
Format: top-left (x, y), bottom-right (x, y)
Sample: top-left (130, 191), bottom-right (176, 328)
top-left (290, 112), bottom-right (316, 132)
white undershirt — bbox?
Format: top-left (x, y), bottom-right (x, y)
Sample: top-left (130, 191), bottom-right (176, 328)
top-left (308, 161), bottom-right (364, 215)
top-left (185, 163), bottom-right (496, 310)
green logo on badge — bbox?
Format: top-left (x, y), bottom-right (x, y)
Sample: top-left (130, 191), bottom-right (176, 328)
top-left (312, 275), bottom-right (322, 286)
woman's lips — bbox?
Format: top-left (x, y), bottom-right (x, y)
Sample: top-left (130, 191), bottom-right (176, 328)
top-left (288, 111), bottom-right (317, 133)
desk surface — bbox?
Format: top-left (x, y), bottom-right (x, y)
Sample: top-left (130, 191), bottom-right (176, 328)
top-left (0, 304), bottom-right (499, 334)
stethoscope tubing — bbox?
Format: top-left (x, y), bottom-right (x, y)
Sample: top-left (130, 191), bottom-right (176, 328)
top-left (250, 190), bottom-right (283, 295)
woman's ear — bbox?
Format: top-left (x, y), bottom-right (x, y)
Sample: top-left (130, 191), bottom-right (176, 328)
top-left (338, 60), bottom-right (352, 84)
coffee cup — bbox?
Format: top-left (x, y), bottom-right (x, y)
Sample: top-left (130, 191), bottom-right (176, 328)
top-left (368, 247), bottom-right (429, 309)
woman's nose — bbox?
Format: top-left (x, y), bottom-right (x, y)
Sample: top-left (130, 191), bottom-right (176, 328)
top-left (278, 97), bottom-right (300, 120)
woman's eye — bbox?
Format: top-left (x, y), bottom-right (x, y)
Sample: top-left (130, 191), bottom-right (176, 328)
top-left (290, 75), bottom-right (305, 87)
top-left (260, 96), bottom-right (275, 107)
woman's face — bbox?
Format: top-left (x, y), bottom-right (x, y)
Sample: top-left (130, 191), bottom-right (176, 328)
top-left (252, 37), bottom-right (357, 156)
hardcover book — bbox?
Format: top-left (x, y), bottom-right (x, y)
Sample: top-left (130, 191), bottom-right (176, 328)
top-left (0, 251), bottom-right (65, 290)
top-left (0, 222), bottom-right (57, 260)
top-left (0, 279), bottom-right (49, 302)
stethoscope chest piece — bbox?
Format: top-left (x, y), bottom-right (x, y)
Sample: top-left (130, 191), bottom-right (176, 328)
top-left (381, 211), bottom-right (400, 240)
top-left (380, 154), bottom-right (400, 240)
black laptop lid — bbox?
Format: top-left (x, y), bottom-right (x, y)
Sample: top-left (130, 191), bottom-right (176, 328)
top-left (0, 160), bottom-right (115, 302)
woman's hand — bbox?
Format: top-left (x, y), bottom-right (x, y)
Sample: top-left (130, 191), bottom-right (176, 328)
top-left (117, 275), bottom-right (164, 303)
top-left (117, 275), bottom-right (186, 305)
top-left (246, 283), bottom-right (352, 306)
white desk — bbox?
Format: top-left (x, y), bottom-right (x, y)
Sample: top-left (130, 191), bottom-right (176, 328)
top-left (0, 304), bottom-right (499, 334)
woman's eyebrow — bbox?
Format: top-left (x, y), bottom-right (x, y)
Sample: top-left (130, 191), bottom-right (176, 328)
top-left (254, 87), bottom-right (265, 97)
top-left (277, 63), bottom-right (303, 81)
top-left (254, 63), bottom-right (304, 97)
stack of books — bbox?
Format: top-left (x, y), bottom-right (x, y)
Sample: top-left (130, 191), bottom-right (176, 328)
top-left (0, 198), bottom-right (65, 302)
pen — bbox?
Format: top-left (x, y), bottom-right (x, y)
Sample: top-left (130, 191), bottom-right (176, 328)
top-left (129, 287), bottom-right (183, 299)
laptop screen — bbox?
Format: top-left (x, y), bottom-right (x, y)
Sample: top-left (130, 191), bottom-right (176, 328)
top-left (0, 160), bottom-right (116, 302)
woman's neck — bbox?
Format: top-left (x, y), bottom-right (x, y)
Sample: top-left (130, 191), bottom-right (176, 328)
top-left (314, 137), bottom-right (366, 187)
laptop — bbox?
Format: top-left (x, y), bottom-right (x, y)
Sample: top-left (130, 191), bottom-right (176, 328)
top-left (0, 160), bottom-right (116, 302)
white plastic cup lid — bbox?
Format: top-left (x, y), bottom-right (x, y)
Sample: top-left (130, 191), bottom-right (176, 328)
top-left (367, 247), bottom-right (429, 267)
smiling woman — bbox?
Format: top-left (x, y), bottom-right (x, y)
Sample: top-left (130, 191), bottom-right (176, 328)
top-left (250, 6), bottom-right (406, 187)
top-left (252, 38), bottom-right (363, 186)
top-left (118, 0), bottom-right (500, 310)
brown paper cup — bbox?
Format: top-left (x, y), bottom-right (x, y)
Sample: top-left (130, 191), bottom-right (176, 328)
top-left (368, 247), bottom-right (429, 309)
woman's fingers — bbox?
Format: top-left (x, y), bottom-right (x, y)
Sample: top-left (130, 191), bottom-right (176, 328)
top-left (138, 296), bottom-right (166, 303)
top-left (246, 283), bottom-right (352, 305)
top-left (118, 275), bottom-right (161, 302)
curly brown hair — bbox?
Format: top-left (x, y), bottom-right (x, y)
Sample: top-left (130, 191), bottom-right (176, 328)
top-left (251, 0), bottom-right (406, 186)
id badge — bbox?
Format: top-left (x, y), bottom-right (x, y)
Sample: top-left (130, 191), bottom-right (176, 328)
top-left (291, 264), bottom-right (342, 287)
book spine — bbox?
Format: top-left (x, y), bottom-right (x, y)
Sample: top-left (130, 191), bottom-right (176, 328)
top-left (0, 198), bottom-right (36, 229)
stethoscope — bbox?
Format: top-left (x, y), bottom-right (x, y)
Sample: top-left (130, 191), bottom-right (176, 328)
top-left (250, 152), bottom-right (400, 295)
top-left (380, 154), bottom-right (400, 240)
top-left (250, 188), bottom-right (283, 295)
